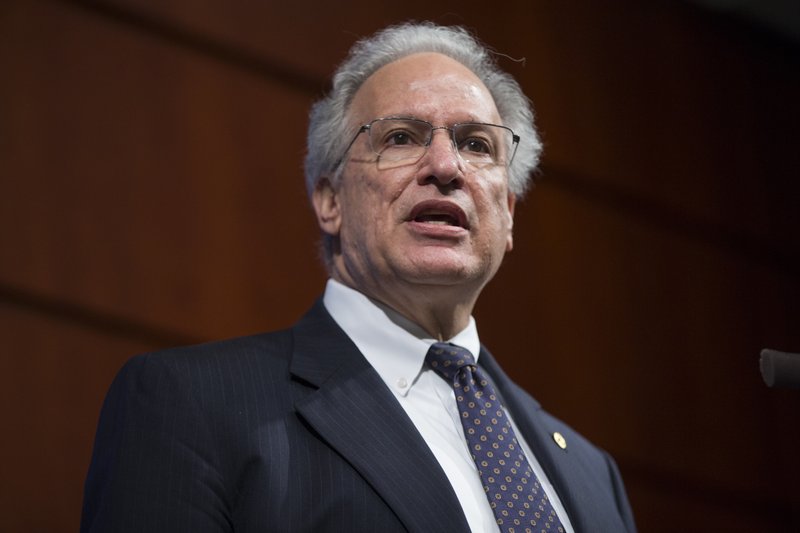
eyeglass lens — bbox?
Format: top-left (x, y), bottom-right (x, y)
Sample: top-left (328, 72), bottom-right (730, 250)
top-left (366, 118), bottom-right (515, 167)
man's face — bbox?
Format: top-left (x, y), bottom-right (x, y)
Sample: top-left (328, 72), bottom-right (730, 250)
top-left (314, 52), bottom-right (515, 308)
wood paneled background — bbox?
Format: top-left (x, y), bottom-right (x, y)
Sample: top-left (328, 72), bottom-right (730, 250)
top-left (2, 1), bottom-right (799, 531)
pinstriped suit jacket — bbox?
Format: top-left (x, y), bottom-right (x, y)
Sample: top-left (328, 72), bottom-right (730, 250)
top-left (81, 299), bottom-right (636, 532)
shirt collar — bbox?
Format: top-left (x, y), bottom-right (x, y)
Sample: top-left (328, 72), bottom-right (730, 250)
top-left (322, 278), bottom-right (481, 397)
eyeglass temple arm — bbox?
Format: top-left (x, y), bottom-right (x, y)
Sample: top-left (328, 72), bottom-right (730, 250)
top-left (332, 124), bottom-right (370, 171)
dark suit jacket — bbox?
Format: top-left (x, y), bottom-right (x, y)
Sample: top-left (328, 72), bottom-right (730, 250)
top-left (82, 300), bottom-right (636, 532)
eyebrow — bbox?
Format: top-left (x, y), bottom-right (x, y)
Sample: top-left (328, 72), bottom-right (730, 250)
top-left (373, 115), bottom-right (492, 125)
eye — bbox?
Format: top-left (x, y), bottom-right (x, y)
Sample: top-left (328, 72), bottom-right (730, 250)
top-left (454, 124), bottom-right (502, 159)
top-left (373, 120), bottom-right (428, 150)
top-left (385, 130), bottom-right (416, 146)
top-left (460, 137), bottom-right (493, 155)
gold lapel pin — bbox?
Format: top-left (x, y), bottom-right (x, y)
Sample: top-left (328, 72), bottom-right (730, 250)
top-left (552, 431), bottom-right (567, 450)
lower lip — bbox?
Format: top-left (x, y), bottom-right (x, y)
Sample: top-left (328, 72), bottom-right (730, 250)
top-left (406, 220), bottom-right (468, 239)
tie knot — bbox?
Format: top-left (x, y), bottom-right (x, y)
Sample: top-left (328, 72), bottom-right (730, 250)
top-left (426, 342), bottom-right (476, 381)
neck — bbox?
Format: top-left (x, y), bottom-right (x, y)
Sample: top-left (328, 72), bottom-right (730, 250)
top-left (386, 288), bottom-right (477, 340)
top-left (330, 273), bottom-right (480, 340)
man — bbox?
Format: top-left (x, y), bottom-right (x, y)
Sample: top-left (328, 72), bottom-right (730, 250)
top-left (82, 22), bottom-right (636, 533)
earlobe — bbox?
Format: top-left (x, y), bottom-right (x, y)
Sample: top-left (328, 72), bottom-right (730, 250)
top-left (312, 177), bottom-right (342, 236)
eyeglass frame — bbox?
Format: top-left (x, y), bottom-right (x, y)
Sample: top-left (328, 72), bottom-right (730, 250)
top-left (333, 117), bottom-right (521, 171)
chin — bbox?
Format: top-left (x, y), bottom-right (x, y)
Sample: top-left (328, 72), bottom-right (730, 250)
top-left (398, 258), bottom-right (485, 286)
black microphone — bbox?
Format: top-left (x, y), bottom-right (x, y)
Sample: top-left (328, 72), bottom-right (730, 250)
top-left (760, 349), bottom-right (800, 389)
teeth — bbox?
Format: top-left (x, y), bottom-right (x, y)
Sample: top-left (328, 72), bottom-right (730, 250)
top-left (416, 214), bottom-right (456, 225)
top-left (412, 205), bottom-right (465, 228)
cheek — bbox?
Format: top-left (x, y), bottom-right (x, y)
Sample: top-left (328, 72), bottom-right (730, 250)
top-left (358, 173), bottom-right (409, 223)
top-left (476, 183), bottom-right (514, 252)
top-left (338, 176), bottom-right (399, 241)
top-left (480, 180), bottom-right (513, 224)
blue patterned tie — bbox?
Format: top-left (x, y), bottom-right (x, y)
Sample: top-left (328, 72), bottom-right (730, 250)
top-left (426, 342), bottom-right (565, 533)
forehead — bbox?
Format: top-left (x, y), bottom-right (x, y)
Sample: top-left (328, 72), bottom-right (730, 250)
top-left (349, 52), bottom-right (501, 125)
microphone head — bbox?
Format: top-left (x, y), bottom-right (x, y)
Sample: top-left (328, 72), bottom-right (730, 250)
top-left (760, 349), bottom-right (800, 389)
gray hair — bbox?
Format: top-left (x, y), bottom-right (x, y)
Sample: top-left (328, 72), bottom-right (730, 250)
top-left (304, 22), bottom-right (541, 199)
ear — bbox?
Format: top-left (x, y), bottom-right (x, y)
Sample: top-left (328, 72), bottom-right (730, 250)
top-left (312, 176), bottom-right (342, 237)
top-left (505, 192), bottom-right (516, 252)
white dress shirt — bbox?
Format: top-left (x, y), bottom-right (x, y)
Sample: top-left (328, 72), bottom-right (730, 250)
top-left (323, 279), bottom-right (573, 533)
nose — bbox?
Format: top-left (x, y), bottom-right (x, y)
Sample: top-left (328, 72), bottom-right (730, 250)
top-left (417, 128), bottom-right (465, 188)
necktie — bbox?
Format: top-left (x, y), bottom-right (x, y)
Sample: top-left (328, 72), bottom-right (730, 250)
top-left (426, 342), bottom-right (565, 533)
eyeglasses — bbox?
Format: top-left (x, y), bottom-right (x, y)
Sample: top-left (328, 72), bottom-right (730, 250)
top-left (338, 117), bottom-right (519, 169)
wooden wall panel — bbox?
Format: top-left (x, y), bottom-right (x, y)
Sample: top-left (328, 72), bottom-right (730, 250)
top-left (94, 0), bottom-right (551, 82)
top-left (0, 302), bottom-right (155, 531)
top-left (2, 0), bottom-right (799, 531)
top-left (2, 0), bottom-right (325, 342)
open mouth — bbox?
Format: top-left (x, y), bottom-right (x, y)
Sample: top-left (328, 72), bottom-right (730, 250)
top-left (415, 213), bottom-right (459, 225)
top-left (409, 200), bottom-right (469, 229)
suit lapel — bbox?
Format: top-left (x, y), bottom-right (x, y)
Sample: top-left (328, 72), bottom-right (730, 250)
top-left (290, 301), bottom-right (469, 533)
